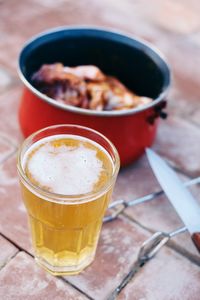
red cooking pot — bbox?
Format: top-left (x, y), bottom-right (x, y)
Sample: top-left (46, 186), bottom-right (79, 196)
top-left (18, 27), bottom-right (170, 166)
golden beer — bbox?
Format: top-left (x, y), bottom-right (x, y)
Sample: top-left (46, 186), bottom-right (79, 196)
top-left (17, 125), bottom-right (119, 275)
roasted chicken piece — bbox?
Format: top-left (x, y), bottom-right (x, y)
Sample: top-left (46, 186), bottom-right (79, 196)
top-left (32, 63), bottom-right (152, 111)
top-left (32, 64), bottom-right (89, 108)
top-left (63, 65), bottom-right (106, 81)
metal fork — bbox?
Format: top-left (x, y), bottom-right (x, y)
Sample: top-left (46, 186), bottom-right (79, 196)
top-left (103, 176), bottom-right (200, 223)
top-left (103, 176), bottom-right (200, 268)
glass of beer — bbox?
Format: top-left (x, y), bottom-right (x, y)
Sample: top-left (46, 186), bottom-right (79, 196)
top-left (17, 124), bottom-right (120, 275)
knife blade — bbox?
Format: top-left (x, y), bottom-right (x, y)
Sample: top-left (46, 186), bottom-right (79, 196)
top-left (146, 148), bottom-right (200, 253)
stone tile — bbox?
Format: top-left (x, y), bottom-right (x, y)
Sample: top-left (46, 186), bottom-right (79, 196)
top-left (65, 216), bottom-right (150, 300)
top-left (0, 34), bottom-right (26, 72)
top-left (191, 110), bottom-right (200, 127)
top-left (0, 136), bottom-right (16, 163)
top-left (19, 0), bottom-right (109, 39)
top-left (0, 0), bottom-right (101, 44)
top-left (0, 87), bottom-right (23, 146)
top-left (0, 0), bottom-right (51, 71)
top-left (115, 155), bottom-right (200, 258)
top-left (0, 252), bottom-right (87, 300)
top-left (85, 0), bottom-right (164, 43)
top-left (0, 235), bottom-right (18, 269)
top-left (171, 38), bottom-right (200, 83)
top-left (117, 247), bottom-right (200, 300)
top-left (0, 155), bottom-right (32, 253)
top-left (121, 9), bottom-right (200, 122)
top-left (32, 0), bottom-right (69, 8)
top-left (154, 116), bottom-right (200, 176)
top-left (149, 1), bottom-right (200, 35)
top-left (166, 75), bottom-right (200, 119)
top-left (113, 155), bottom-right (159, 202)
top-left (0, 1), bottom-right (106, 72)
top-left (0, 0), bottom-right (48, 37)
top-left (131, 32), bottom-right (200, 126)
top-left (160, 37), bottom-right (200, 119)
top-left (189, 31), bottom-right (200, 48)
top-left (0, 68), bottom-right (13, 93)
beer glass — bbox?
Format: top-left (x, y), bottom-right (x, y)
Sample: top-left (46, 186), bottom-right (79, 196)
top-left (17, 125), bottom-right (120, 275)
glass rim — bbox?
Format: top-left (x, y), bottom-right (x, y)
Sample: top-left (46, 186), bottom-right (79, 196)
top-left (17, 124), bottom-right (120, 204)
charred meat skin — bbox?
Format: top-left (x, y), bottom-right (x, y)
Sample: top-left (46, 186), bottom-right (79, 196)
top-left (32, 64), bottom-right (152, 111)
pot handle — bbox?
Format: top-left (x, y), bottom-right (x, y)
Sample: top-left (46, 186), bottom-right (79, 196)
top-left (147, 100), bottom-right (168, 125)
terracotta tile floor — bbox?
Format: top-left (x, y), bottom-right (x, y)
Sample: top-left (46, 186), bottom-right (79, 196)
top-left (0, 1), bottom-right (200, 299)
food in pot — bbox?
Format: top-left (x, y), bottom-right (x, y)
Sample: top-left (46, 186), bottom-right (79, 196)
top-left (32, 64), bottom-right (152, 111)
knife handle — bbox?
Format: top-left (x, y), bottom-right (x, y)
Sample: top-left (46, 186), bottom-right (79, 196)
top-left (192, 232), bottom-right (200, 253)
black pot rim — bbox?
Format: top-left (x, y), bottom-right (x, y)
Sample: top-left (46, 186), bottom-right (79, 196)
top-left (18, 25), bottom-right (171, 117)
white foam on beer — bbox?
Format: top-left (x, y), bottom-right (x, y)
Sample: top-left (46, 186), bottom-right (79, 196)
top-left (23, 135), bottom-right (108, 195)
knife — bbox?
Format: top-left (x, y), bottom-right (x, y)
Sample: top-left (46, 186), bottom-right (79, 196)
top-left (146, 148), bottom-right (200, 253)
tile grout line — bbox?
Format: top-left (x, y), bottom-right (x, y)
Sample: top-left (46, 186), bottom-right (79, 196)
top-left (61, 278), bottom-right (94, 300)
top-left (0, 149), bottom-right (18, 167)
top-left (0, 233), bottom-right (93, 299)
top-left (0, 250), bottom-right (19, 273)
top-left (0, 131), bottom-right (19, 166)
top-left (0, 232), bottom-right (32, 257)
top-left (0, 133), bottom-right (19, 150)
top-left (163, 239), bottom-right (200, 266)
top-left (0, 246), bottom-right (92, 299)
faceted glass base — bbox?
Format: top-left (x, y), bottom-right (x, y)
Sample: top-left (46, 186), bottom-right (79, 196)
top-left (35, 252), bottom-right (95, 276)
